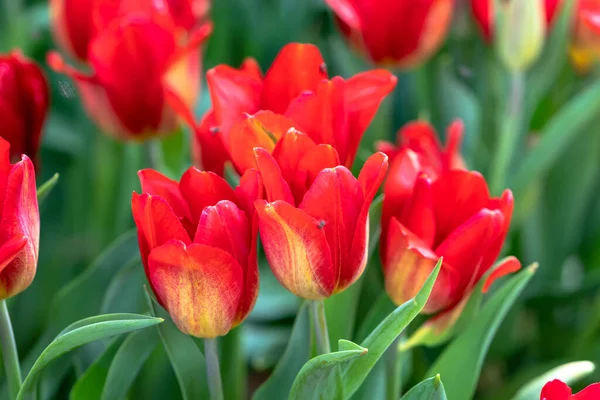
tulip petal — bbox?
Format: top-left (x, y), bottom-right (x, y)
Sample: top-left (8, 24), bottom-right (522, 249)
top-left (398, 121), bottom-right (443, 173)
top-left (253, 148), bottom-right (295, 204)
top-left (432, 170), bottom-right (491, 247)
top-left (261, 43), bottom-right (327, 114)
top-left (382, 149), bottom-right (421, 224)
top-left (0, 157), bottom-right (39, 299)
top-left (148, 241), bottom-right (243, 338)
top-left (179, 167), bottom-right (237, 223)
top-left (138, 169), bottom-right (191, 220)
top-left (229, 111), bottom-right (296, 173)
top-left (192, 111), bottom-right (232, 176)
top-left (401, 174), bottom-right (435, 248)
top-left (324, 0), bottom-right (362, 31)
top-left (234, 168), bottom-right (264, 219)
top-left (540, 380), bottom-right (573, 399)
top-left (271, 128), bottom-right (317, 190)
top-left (383, 218), bottom-right (458, 313)
top-left (299, 166), bottom-right (363, 291)
top-left (482, 256), bottom-right (521, 293)
top-left (295, 144), bottom-right (341, 199)
top-left (443, 119), bottom-right (466, 169)
top-left (481, 189), bottom-right (514, 271)
top-left (206, 60), bottom-right (263, 139)
top-left (0, 235), bottom-right (29, 300)
top-left (575, 383), bottom-right (600, 400)
top-left (255, 200), bottom-right (334, 299)
top-left (344, 70), bottom-right (397, 166)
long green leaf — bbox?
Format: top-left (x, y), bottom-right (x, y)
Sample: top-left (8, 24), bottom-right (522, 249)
top-left (18, 314), bottom-right (163, 400)
top-left (252, 304), bottom-right (311, 400)
top-left (341, 258), bottom-right (442, 398)
top-left (402, 375), bottom-right (447, 400)
top-left (427, 264), bottom-right (537, 400)
top-left (37, 173), bottom-right (60, 205)
top-left (289, 340), bottom-right (368, 400)
top-left (512, 361), bottom-right (595, 400)
top-left (102, 328), bottom-right (159, 400)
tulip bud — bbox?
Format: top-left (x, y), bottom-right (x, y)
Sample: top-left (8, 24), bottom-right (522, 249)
top-left (325, 0), bottom-right (455, 68)
top-left (0, 51), bottom-right (49, 168)
top-left (569, 0), bottom-right (600, 74)
top-left (132, 167), bottom-right (261, 338)
top-left (498, 0), bottom-right (547, 71)
top-left (0, 138), bottom-right (40, 300)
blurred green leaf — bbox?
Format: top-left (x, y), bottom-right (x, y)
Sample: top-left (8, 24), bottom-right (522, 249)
top-left (289, 340), bottom-right (367, 400)
top-left (401, 375), bottom-right (447, 400)
top-left (512, 361), bottom-right (595, 400)
top-left (252, 304), bottom-right (311, 400)
top-left (219, 327), bottom-right (246, 400)
top-left (18, 314), bottom-right (163, 400)
top-left (145, 290), bottom-right (209, 400)
top-left (427, 264), bottom-right (537, 400)
top-left (340, 259), bottom-right (442, 399)
top-left (37, 173), bottom-right (59, 205)
top-left (70, 338), bottom-right (123, 400)
top-left (160, 127), bottom-right (188, 176)
top-left (102, 328), bottom-right (159, 400)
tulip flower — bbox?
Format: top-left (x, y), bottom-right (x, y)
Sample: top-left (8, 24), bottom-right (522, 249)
top-left (131, 166), bottom-right (261, 338)
top-left (570, 0), bottom-right (600, 74)
top-left (381, 121), bottom-right (520, 320)
top-left (248, 116), bottom-right (388, 299)
top-left (48, 9), bottom-right (211, 140)
top-left (324, 0), bottom-right (455, 68)
top-left (540, 380), bottom-right (600, 399)
top-left (194, 43), bottom-right (396, 174)
top-left (0, 137), bottom-right (40, 300)
top-left (50, 0), bottom-right (209, 61)
top-left (471, 0), bottom-right (561, 42)
top-left (0, 51), bottom-right (49, 168)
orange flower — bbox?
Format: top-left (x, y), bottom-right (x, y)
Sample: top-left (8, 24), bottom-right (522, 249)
top-left (570, 0), bottom-right (600, 73)
top-left (0, 138), bottom-right (39, 300)
top-left (131, 167), bottom-right (261, 338)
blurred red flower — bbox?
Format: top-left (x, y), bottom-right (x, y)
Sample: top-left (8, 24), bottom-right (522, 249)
top-left (570, 0), bottom-right (600, 73)
top-left (0, 51), bottom-right (49, 168)
top-left (540, 379), bottom-right (600, 399)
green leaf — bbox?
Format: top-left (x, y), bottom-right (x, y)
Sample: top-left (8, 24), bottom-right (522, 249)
top-left (37, 173), bottom-right (59, 205)
top-left (102, 328), bottom-right (159, 400)
top-left (219, 327), bottom-right (246, 400)
top-left (70, 338), bottom-right (123, 400)
top-left (401, 375), bottom-right (447, 400)
top-left (18, 314), bottom-right (163, 400)
top-left (426, 264), bottom-right (537, 400)
top-left (145, 289), bottom-right (210, 400)
top-left (341, 258), bottom-right (442, 399)
top-left (252, 304), bottom-right (311, 400)
top-left (160, 127), bottom-right (188, 176)
top-left (289, 340), bottom-right (368, 400)
top-left (512, 361), bottom-right (595, 400)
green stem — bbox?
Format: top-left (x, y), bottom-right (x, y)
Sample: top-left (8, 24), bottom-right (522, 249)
top-left (204, 338), bottom-right (224, 400)
top-left (0, 300), bottom-right (22, 400)
top-left (414, 64), bottom-right (432, 121)
top-left (490, 71), bottom-right (526, 195)
top-left (385, 337), bottom-right (401, 400)
top-left (310, 300), bottom-right (331, 354)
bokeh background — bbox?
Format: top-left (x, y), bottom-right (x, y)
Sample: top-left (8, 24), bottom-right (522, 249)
top-left (1, 0), bottom-right (600, 399)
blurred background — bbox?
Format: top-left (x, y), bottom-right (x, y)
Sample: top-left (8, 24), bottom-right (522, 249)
top-left (1, 0), bottom-right (600, 399)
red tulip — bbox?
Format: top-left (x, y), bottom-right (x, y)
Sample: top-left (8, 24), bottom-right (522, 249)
top-left (541, 380), bottom-right (600, 400)
top-left (381, 120), bottom-right (520, 316)
top-left (324, 0), bottom-right (455, 67)
top-left (50, 0), bottom-right (209, 61)
top-left (0, 51), bottom-right (49, 168)
top-left (0, 138), bottom-right (39, 300)
top-left (248, 117), bottom-right (388, 299)
top-left (48, 8), bottom-right (211, 140)
top-left (193, 43), bottom-right (396, 174)
top-left (471, 0), bottom-right (562, 42)
top-left (570, 0), bottom-right (600, 73)
top-left (131, 166), bottom-right (261, 338)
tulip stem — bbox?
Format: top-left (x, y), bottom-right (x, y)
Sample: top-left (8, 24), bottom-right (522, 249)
top-left (0, 300), bottom-right (22, 400)
top-left (310, 300), bottom-right (331, 354)
top-left (490, 70), bottom-right (526, 195)
top-left (204, 338), bottom-right (224, 400)
top-left (385, 337), bottom-right (402, 400)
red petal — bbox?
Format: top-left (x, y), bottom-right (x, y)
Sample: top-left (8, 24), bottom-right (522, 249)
top-left (295, 144), bottom-right (341, 200)
top-left (324, 0), bottom-right (362, 30)
top-left (432, 170), bottom-right (491, 247)
top-left (148, 241), bottom-right (243, 338)
top-left (138, 169), bottom-right (191, 220)
top-left (344, 70), bottom-right (397, 167)
top-left (540, 380), bottom-right (573, 400)
top-left (401, 174), bottom-right (435, 248)
top-left (481, 189), bottom-right (515, 278)
top-left (261, 43), bottom-right (327, 114)
top-left (192, 111), bottom-right (231, 176)
top-left (255, 200), bottom-right (334, 299)
top-left (253, 148), bottom-right (294, 204)
top-left (234, 168), bottom-right (264, 219)
top-left (575, 383), bottom-right (600, 400)
top-left (229, 111), bottom-right (296, 173)
top-left (299, 166), bottom-right (364, 292)
top-left (179, 167), bottom-right (237, 223)
top-left (482, 256), bottom-right (521, 293)
top-left (443, 119), bottom-right (465, 170)
top-left (383, 218), bottom-right (458, 313)
top-left (206, 60), bottom-right (263, 139)
top-left (399, 121), bottom-right (443, 174)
